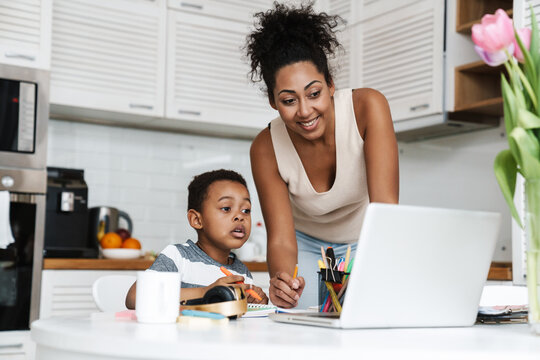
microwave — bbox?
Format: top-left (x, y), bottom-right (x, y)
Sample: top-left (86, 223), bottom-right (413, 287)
top-left (0, 64), bottom-right (49, 173)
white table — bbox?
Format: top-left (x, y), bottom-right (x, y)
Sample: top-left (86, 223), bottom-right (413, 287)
top-left (31, 314), bottom-right (540, 360)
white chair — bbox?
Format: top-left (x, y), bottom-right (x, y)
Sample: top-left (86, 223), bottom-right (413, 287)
top-left (92, 275), bottom-right (137, 312)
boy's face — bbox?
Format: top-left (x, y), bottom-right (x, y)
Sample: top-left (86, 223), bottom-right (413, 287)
top-left (197, 180), bottom-right (252, 250)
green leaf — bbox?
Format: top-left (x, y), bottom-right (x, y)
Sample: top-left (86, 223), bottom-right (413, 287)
top-left (515, 82), bottom-right (528, 109)
top-left (530, 6), bottom-right (540, 114)
top-left (494, 149), bottom-right (523, 228)
top-left (517, 108), bottom-right (540, 129)
top-left (530, 5), bottom-right (540, 74)
top-left (502, 75), bottom-right (517, 132)
top-left (515, 27), bottom-right (537, 95)
top-left (509, 127), bottom-right (540, 178)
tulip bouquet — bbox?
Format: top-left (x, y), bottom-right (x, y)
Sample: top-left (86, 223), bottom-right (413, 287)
top-left (472, 8), bottom-right (540, 333)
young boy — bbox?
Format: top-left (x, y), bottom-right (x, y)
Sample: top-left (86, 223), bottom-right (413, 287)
top-left (125, 169), bottom-right (268, 309)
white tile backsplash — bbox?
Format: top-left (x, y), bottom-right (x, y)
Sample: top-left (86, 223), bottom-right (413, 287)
top-left (47, 118), bottom-right (513, 262)
top-left (47, 119), bottom-right (262, 253)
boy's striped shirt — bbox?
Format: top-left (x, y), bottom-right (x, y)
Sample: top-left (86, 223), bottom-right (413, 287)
top-left (148, 239), bottom-right (253, 288)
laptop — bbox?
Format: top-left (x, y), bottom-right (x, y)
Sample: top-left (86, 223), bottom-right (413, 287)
top-left (269, 203), bottom-right (501, 328)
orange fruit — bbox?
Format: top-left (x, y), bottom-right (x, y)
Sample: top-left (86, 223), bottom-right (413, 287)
top-left (122, 237), bottom-right (141, 249)
top-left (100, 232), bottom-right (122, 249)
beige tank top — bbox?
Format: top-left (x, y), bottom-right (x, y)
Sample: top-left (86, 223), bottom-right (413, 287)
top-left (270, 89), bottom-right (369, 244)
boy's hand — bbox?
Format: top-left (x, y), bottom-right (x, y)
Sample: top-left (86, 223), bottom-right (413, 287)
top-left (243, 284), bottom-right (268, 304)
top-left (209, 275), bottom-right (245, 288)
top-left (269, 272), bottom-right (305, 308)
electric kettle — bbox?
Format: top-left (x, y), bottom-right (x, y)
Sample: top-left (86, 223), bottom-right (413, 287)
top-left (88, 206), bottom-right (133, 243)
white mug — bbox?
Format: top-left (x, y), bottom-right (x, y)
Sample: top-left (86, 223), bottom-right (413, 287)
top-left (135, 271), bottom-right (180, 323)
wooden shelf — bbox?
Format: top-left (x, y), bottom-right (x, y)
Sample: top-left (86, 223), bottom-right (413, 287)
top-left (454, 97), bottom-right (503, 116)
top-left (456, 0), bottom-right (513, 34)
top-left (487, 262), bottom-right (512, 281)
top-left (454, 60), bottom-right (505, 117)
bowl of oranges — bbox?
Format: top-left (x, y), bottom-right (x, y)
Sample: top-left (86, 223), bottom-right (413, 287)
top-left (100, 229), bottom-right (142, 259)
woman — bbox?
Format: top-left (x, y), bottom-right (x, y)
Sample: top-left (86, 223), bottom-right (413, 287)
top-left (245, 3), bottom-right (399, 308)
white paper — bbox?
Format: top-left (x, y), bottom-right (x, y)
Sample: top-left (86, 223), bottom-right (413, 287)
top-left (0, 191), bottom-right (15, 250)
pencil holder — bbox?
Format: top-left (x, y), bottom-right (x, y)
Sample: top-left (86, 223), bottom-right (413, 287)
top-left (318, 271), bottom-right (328, 309)
top-left (319, 268), bottom-right (347, 283)
top-left (317, 271), bottom-right (350, 311)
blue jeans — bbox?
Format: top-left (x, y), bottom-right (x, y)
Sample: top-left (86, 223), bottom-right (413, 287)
top-left (296, 230), bottom-right (357, 309)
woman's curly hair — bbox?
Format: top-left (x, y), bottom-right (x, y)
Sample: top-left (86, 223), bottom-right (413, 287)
top-left (245, 1), bottom-right (342, 101)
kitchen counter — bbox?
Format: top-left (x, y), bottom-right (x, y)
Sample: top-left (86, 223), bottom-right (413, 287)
top-left (43, 259), bottom-right (509, 279)
top-left (42, 258), bottom-right (268, 272)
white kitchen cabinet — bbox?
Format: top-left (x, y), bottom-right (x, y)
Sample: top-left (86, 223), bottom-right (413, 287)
top-left (353, 0), bottom-right (423, 24)
top-left (167, 0), bottom-right (274, 24)
top-left (327, 0), bottom-right (354, 90)
top-left (0, 0), bottom-right (52, 69)
top-left (352, 0), bottom-right (444, 123)
top-left (40, 269), bottom-right (270, 319)
top-left (163, 9), bottom-right (275, 133)
top-left (0, 331), bottom-right (35, 360)
top-left (39, 269), bottom-right (137, 319)
top-left (49, 0), bottom-right (167, 119)
top-left (514, 0), bottom-right (540, 28)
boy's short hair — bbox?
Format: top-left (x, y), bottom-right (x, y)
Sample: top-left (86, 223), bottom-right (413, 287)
top-left (188, 169), bottom-right (248, 211)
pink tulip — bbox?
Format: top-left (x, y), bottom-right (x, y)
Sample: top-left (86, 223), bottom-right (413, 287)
top-left (513, 27), bottom-right (532, 63)
top-left (474, 44), bottom-right (514, 66)
top-left (472, 9), bottom-right (514, 53)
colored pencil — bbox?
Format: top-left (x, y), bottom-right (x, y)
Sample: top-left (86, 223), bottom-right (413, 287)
top-left (342, 245), bottom-right (351, 284)
top-left (325, 282), bottom-right (341, 312)
top-left (320, 246), bottom-right (328, 268)
top-left (220, 266), bottom-right (262, 301)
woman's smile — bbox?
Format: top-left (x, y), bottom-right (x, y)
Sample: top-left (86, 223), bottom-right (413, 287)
top-left (297, 115), bottom-right (320, 131)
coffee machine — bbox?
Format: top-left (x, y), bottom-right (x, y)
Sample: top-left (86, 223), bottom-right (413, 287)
top-left (43, 167), bottom-right (98, 258)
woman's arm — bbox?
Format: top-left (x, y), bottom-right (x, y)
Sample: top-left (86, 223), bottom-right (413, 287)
top-left (354, 89), bottom-right (399, 203)
top-left (125, 281), bottom-right (137, 309)
top-left (250, 129), bottom-right (305, 307)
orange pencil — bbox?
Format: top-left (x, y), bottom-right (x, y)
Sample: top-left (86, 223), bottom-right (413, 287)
top-left (220, 266), bottom-right (262, 301)
top-left (293, 264), bottom-right (298, 279)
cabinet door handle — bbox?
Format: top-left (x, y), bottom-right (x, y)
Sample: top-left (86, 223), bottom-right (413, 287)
top-left (180, 2), bottom-right (203, 10)
top-left (410, 104), bottom-right (429, 111)
top-left (4, 52), bottom-right (36, 61)
top-left (178, 109), bottom-right (201, 116)
top-left (0, 343), bottom-right (23, 349)
top-left (129, 103), bottom-right (154, 110)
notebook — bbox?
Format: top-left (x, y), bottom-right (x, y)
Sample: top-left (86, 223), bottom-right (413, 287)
top-left (243, 303), bottom-right (277, 318)
top-left (269, 203), bottom-right (501, 329)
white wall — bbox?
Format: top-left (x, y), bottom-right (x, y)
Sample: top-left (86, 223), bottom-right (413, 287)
top-left (46, 119), bottom-right (261, 253)
top-left (47, 118), bottom-right (512, 261)
top-left (398, 122), bottom-right (511, 261)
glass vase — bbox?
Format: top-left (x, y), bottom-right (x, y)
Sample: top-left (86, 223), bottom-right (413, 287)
top-left (525, 179), bottom-right (540, 335)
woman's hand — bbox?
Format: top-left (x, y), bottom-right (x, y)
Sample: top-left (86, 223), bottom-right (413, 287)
top-left (269, 272), bottom-right (305, 308)
top-left (243, 284), bottom-right (269, 304)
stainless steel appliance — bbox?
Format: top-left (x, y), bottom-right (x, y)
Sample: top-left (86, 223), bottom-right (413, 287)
top-left (0, 65), bottom-right (48, 170)
top-left (44, 167), bottom-right (96, 258)
top-left (0, 64), bottom-right (49, 331)
top-left (88, 206), bottom-right (133, 244)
